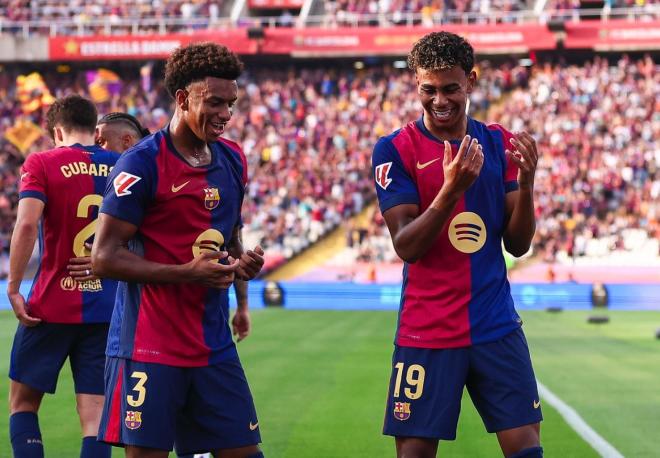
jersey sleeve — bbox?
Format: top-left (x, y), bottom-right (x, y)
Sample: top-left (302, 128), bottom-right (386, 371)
top-left (372, 137), bottom-right (419, 213)
top-left (100, 150), bottom-right (157, 227)
top-left (18, 152), bottom-right (48, 203)
top-left (489, 124), bottom-right (519, 193)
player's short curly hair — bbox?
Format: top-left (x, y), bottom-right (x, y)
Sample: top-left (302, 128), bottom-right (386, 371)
top-left (407, 31), bottom-right (474, 75)
top-left (45, 94), bottom-right (97, 140)
top-left (164, 42), bottom-right (244, 98)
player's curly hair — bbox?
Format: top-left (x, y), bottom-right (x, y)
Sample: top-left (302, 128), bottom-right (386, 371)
top-left (164, 42), bottom-right (244, 97)
top-left (407, 32), bottom-right (474, 75)
top-left (45, 94), bottom-right (97, 140)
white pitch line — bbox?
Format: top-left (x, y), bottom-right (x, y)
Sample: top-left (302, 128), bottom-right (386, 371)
top-left (537, 380), bottom-right (624, 458)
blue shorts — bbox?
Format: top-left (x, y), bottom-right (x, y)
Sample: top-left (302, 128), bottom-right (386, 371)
top-left (383, 327), bottom-right (542, 440)
top-left (98, 356), bottom-right (261, 454)
top-left (9, 322), bottom-right (108, 395)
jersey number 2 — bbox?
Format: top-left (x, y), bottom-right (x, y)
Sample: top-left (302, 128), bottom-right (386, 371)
top-left (72, 194), bottom-right (103, 256)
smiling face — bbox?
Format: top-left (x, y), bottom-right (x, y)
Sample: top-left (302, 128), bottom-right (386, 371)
top-left (178, 77), bottom-right (238, 143)
top-left (416, 66), bottom-right (476, 140)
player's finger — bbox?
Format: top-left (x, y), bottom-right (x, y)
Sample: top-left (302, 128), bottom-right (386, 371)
top-left (512, 136), bottom-right (536, 163)
top-left (470, 144), bottom-right (484, 170)
top-left (506, 150), bottom-right (525, 168)
top-left (462, 139), bottom-right (480, 168)
top-left (200, 250), bottom-right (227, 261)
top-left (253, 245), bottom-right (265, 256)
top-left (455, 135), bottom-right (471, 163)
top-left (20, 314), bottom-right (42, 327)
top-left (244, 251), bottom-right (265, 267)
top-left (68, 256), bottom-right (92, 265)
top-left (443, 140), bottom-right (452, 166)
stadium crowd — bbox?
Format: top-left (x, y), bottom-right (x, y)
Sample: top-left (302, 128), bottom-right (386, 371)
top-left (349, 55), bottom-right (659, 268)
top-left (1, 56), bottom-right (657, 277)
top-left (0, 61), bottom-right (526, 275)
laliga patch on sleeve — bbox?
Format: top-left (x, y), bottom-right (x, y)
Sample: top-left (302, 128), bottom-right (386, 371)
top-left (113, 172), bottom-right (141, 197)
top-left (375, 162), bottom-right (393, 190)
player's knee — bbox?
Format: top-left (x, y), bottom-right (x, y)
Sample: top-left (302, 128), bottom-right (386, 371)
top-left (507, 446), bottom-right (543, 458)
top-left (8, 382), bottom-right (43, 414)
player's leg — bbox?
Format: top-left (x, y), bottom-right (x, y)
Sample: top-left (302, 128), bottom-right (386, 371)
top-left (175, 355), bottom-right (261, 458)
top-left (395, 437), bottom-right (438, 458)
top-left (8, 322), bottom-right (72, 458)
top-left (383, 345), bottom-right (469, 458)
top-left (466, 327), bottom-right (543, 458)
top-left (496, 423), bottom-right (541, 457)
top-left (8, 381), bottom-right (45, 458)
top-left (70, 323), bottom-right (112, 458)
top-left (98, 357), bottom-right (186, 457)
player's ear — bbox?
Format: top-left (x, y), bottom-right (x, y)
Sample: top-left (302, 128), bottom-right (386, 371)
top-left (175, 88), bottom-right (189, 111)
top-left (122, 133), bottom-right (133, 151)
top-left (53, 126), bottom-right (64, 145)
top-left (466, 70), bottom-right (477, 94)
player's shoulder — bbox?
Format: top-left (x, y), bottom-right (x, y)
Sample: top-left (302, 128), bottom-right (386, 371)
top-left (482, 121), bottom-right (514, 141)
top-left (118, 131), bottom-right (162, 164)
top-left (216, 137), bottom-right (246, 163)
top-left (374, 126), bottom-right (404, 154)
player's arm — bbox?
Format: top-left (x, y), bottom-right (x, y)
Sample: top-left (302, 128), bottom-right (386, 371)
top-left (383, 137), bottom-right (483, 263)
top-left (91, 213), bottom-right (238, 289)
top-left (503, 132), bottom-right (538, 257)
top-left (226, 226), bottom-right (265, 342)
top-left (7, 198), bottom-right (44, 326)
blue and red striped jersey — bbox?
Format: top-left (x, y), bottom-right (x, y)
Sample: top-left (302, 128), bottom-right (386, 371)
top-left (100, 128), bottom-right (247, 367)
top-left (372, 117), bottom-right (522, 348)
top-left (18, 144), bottom-right (120, 323)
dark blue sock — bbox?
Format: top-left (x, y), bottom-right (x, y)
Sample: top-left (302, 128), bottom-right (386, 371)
top-left (80, 435), bottom-right (111, 458)
top-left (508, 446), bottom-right (543, 458)
top-left (247, 452), bottom-right (265, 458)
top-left (176, 455), bottom-right (195, 458)
top-left (9, 412), bottom-right (44, 458)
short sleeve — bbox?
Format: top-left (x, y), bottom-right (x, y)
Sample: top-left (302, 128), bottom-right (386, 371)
top-left (19, 153), bottom-right (48, 203)
top-left (100, 150), bottom-right (157, 227)
top-left (489, 124), bottom-right (519, 193)
top-left (372, 137), bottom-right (419, 213)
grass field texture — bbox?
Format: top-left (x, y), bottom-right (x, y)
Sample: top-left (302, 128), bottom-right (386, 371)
top-left (1, 309), bottom-right (659, 457)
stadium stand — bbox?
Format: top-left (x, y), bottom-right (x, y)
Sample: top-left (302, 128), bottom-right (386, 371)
top-left (0, 62), bottom-right (528, 276)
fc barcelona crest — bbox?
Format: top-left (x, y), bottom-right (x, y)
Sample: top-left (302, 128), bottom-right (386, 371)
top-left (393, 401), bottom-right (411, 421)
top-left (203, 187), bottom-right (220, 210)
top-left (125, 411), bottom-right (142, 430)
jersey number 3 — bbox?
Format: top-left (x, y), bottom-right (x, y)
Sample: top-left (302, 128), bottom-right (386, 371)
top-left (72, 194), bottom-right (103, 256)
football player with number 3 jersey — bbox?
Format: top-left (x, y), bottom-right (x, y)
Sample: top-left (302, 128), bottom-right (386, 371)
top-left (7, 95), bottom-right (119, 458)
top-left (373, 32), bottom-right (544, 458)
top-left (93, 43), bottom-right (265, 458)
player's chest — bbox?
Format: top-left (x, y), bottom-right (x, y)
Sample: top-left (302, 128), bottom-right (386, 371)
top-left (149, 161), bottom-right (241, 227)
top-left (410, 139), bottom-right (504, 202)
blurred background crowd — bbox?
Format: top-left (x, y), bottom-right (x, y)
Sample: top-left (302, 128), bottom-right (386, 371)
top-left (0, 55), bottom-right (658, 279)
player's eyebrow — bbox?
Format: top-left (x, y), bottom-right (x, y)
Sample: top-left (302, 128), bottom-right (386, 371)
top-left (206, 95), bottom-right (238, 104)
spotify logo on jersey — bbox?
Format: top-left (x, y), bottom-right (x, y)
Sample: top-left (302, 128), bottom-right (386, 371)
top-left (448, 212), bottom-right (487, 254)
top-left (192, 229), bottom-right (225, 261)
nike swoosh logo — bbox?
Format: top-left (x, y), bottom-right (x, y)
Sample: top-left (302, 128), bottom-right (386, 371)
top-left (249, 421), bottom-right (259, 431)
top-left (171, 181), bottom-right (190, 193)
top-left (416, 158), bottom-right (441, 170)
top-left (533, 400), bottom-right (541, 409)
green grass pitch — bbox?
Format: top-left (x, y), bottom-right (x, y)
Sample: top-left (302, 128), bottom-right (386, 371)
top-left (1, 309), bottom-right (659, 457)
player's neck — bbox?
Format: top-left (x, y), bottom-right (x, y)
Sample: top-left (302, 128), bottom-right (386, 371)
top-left (423, 115), bottom-right (468, 142)
top-left (169, 112), bottom-right (211, 166)
top-left (56, 131), bottom-right (95, 148)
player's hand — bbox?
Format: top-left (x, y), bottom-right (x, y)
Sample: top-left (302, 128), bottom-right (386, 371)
top-left (441, 135), bottom-right (484, 195)
top-left (67, 243), bottom-right (97, 282)
top-left (236, 245), bottom-right (265, 281)
top-left (506, 131), bottom-right (538, 189)
top-left (7, 290), bottom-right (41, 327)
top-left (232, 308), bottom-right (251, 342)
top-left (187, 250), bottom-right (240, 289)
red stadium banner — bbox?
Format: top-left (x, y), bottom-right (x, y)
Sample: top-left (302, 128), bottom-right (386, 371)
top-left (48, 32), bottom-right (256, 60)
top-left (248, 0), bottom-right (304, 9)
top-left (48, 25), bottom-right (555, 60)
top-left (262, 25), bottom-right (556, 56)
top-left (564, 20), bottom-right (660, 50)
